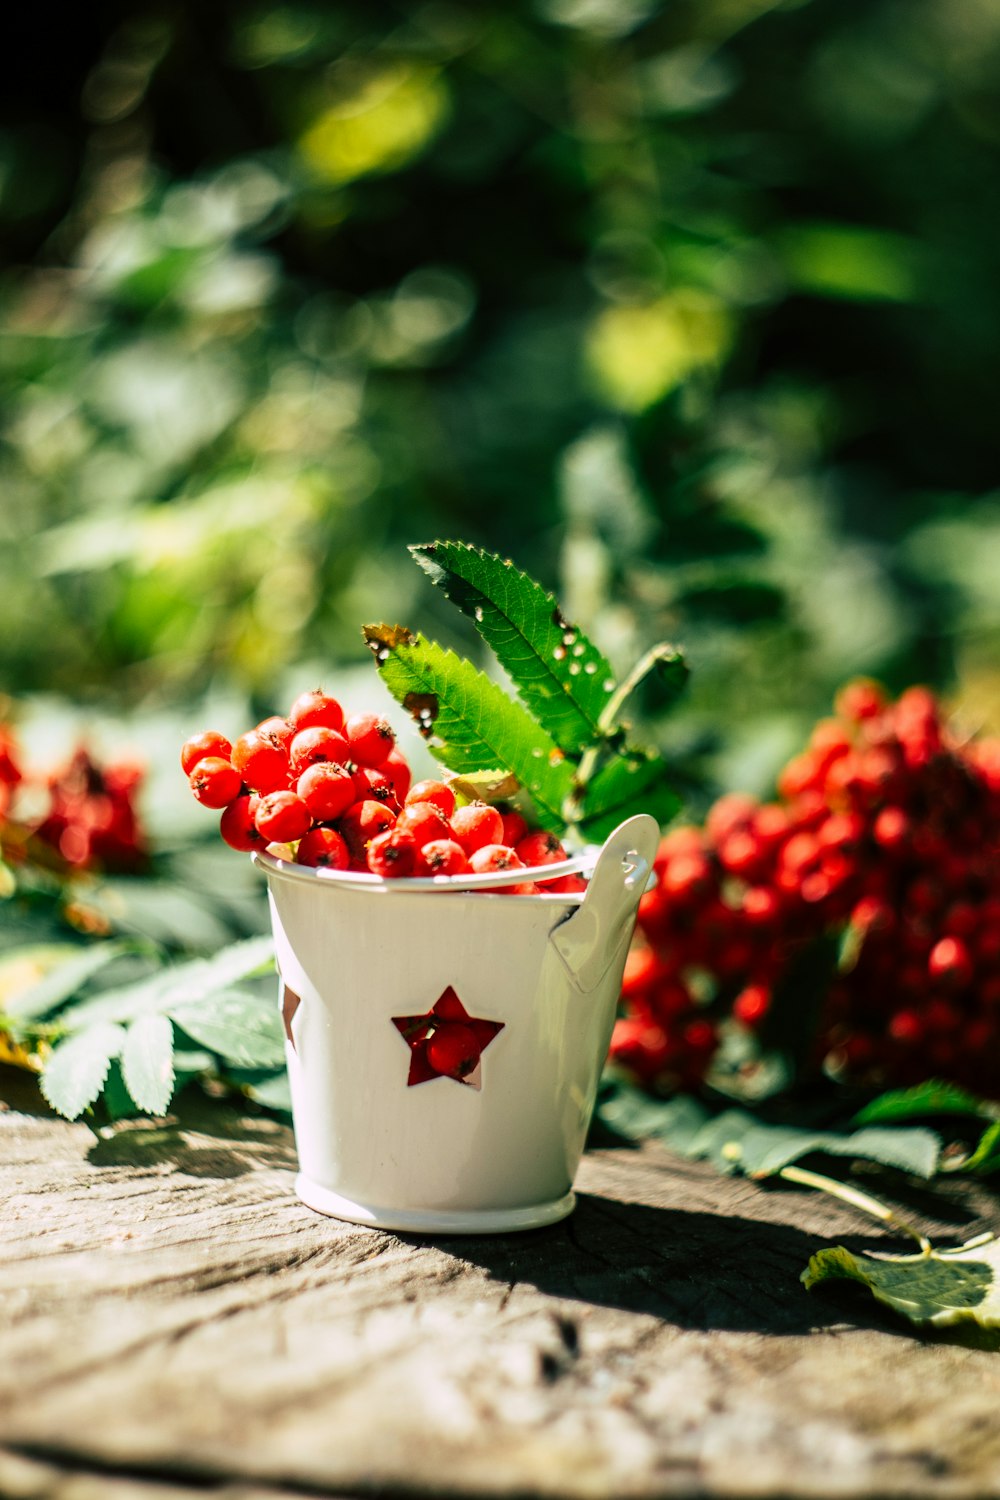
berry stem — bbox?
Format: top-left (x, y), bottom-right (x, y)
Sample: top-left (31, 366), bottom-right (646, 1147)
top-left (778, 1163), bottom-right (932, 1254)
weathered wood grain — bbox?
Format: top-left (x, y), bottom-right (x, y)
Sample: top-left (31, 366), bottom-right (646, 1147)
top-left (3, 1066), bottom-right (1000, 1500)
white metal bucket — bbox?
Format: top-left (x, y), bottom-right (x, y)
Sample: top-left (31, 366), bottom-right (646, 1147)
top-left (254, 813), bottom-right (659, 1234)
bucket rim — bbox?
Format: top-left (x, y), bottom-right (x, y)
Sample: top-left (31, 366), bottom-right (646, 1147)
top-left (251, 843), bottom-right (598, 895)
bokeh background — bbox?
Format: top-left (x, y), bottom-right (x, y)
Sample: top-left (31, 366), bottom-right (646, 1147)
top-left (4, 0), bottom-right (1000, 829)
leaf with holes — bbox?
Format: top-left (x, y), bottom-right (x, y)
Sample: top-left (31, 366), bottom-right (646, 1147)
top-left (804, 1236), bottom-right (1000, 1329)
top-left (40, 1022), bottom-right (126, 1120)
top-left (121, 1013), bottom-right (175, 1115)
top-left (170, 990), bottom-right (286, 1069)
top-left (410, 541), bottom-right (617, 754)
top-left (364, 626), bottom-right (574, 830)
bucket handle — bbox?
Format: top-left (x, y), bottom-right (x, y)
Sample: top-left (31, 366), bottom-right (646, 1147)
top-left (549, 814), bottom-right (660, 992)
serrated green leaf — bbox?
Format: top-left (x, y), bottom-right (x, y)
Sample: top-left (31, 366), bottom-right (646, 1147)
top-left (574, 751), bottom-right (679, 841)
top-left (411, 541), bottom-right (617, 755)
top-left (364, 627), bottom-right (574, 830)
top-left (121, 1013), bottom-right (175, 1115)
top-left (597, 1085), bottom-right (940, 1179)
top-left (598, 1084), bottom-right (710, 1153)
top-left (853, 1080), bottom-right (996, 1126)
top-left (4, 940), bottom-right (136, 1024)
top-left (60, 934), bottom-right (275, 1030)
top-left (40, 1022), bottom-right (126, 1120)
top-left (804, 1236), bottom-right (1000, 1329)
top-left (170, 989), bottom-right (286, 1068)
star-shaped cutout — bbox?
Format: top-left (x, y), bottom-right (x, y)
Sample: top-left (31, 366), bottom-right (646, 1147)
top-left (391, 985), bottom-right (504, 1089)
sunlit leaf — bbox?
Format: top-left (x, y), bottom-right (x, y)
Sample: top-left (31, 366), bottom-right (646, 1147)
top-left (804, 1236), bottom-right (1000, 1330)
top-left (410, 540), bottom-right (617, 754)
top-left (40, 1023), bottom-right (126, 1121)
top-left (171, 989), bottom-right (285, 1068)
top-left (364, 626), bottom-right (574, 829)
top-left (121, 1013), bottom-right (175, 1116)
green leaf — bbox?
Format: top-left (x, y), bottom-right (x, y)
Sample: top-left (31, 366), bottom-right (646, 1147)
top-left (804, 1236), bottom-right (1000, 1330)
top-left (61, 934), bottom-right (275, 1030)
top-left (4, 941), bottom-right (136, 1024)
top-left (597, 1084), bottom-right (940, 1179)
top-left (236, 1069), bottom-right (293, 1113)
top-left (40, 1023), bottom-right (126, 1120)
top-left (410, 541), bottom-right (617, 755)
top-left (959, 1121), bottom-right (1000, 1176)
top-left (853, 1081), bottom-right (996, 1126)
top-left (121, 1013), bottom-right (175, 1115)
top-left (364, 626), bottom-right (575, 830)
top-left (170, 990), bottom-right (286, 1068)
top-left (692, 1114), bottom-right (941, 1181)
top-left (573, 750), bottom-right (679, 841)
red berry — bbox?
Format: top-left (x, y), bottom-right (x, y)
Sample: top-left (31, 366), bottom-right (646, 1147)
top-left (345, 713), bottom-right (395, 768)
top-left (541, 873), bottom-right (588, 895)
top-left (181, 731), bottom-right (232, 776)
top-left (416, 838), bottom-right (470, 876)
top-left (220, 794), bottom-right (265, 852)
top-left (189, 757), bottom-right (243, 808)
top-left (352, 766), bottom-right (400, 808)
top-left (233, 730), bottom-right (291, 794)
top-left (515, 830), bottom-right (567, 869)
top-left (339, 800), bottom-right (396, 858)
top-left (367, 828), bottom-right (417, 877)
top-left (469, 844), bottom-right (523, 885)
top-left (295, 827), bottom-right (350, 869)
top-left (255, 716), bottom-right (295, 749)
top-left (836, 679), bottom-right (886, 723)
top-left (289, 727), bottom-right (351, 777)
top-left (742, 886), bottom-right (781, 926)
top-left (450, 801), bottom-right (504, 855)
top-left (427, 1023), bottom-right (480, 1078)
top-left (288, 691), bottom-right (344, 734)
top-left (296, 762), bottom-right (355, 822)
top-left (733, 984), bottom-right (771, 1027)
top-left (499, 808), bottom-right (529, 846)
top-left (254, 791), bottom-right (312, 844)
top-left (662, 852), bottom-right (713, 901)
top-left (397, 801), bottom-right (452, 849)
top-left (928, 937), bottom-right (974, 988)
top-left (405, 779), bottom-right (456, 819)
top-left (383, 747), bottom-right (412, 803)
top-left (873, 805), bottom-right (909, 852)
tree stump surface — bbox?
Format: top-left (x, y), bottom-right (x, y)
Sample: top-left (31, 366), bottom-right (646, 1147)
top-left (3, 1067), bottom-right (1000, 1500)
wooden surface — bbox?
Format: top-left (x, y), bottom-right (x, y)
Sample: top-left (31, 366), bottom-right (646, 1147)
top-left (3, 1069), bottom-right (1000, 1500)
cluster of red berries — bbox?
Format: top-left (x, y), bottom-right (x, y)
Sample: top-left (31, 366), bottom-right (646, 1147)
top-left (182, 691), bottom-right (586, 893)
top-left (612, 681), bottom-right (1000, 1097)
top-left (0, 726), bottom-right (147, 875)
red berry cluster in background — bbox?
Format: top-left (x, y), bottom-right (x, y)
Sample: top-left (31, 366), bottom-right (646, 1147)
top-left (0, 726), bottom-right (147, 875)
top-left (612, 682), bottom-right (1000, 1097)
top-left (182, 691), bottom-right (587, 894)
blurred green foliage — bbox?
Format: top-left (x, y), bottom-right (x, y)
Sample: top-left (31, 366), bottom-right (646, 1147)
top-left (3, 0), bottom-right (1000, 804)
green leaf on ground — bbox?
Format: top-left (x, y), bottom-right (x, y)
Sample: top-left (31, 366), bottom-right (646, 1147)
top-left (364, 626), bottom-right (575, 830)
top-left (4, 941), bottom-right (137, 1025)
top-left (853, 1080), bottom-right (997, 1126)
top-left (804, 1236), bottom-right (1000, 1329)
top-left (236, 1069), bottom-right (293, 1113)
top-left (121, 1013), bottom-right (175, 1115)
top-left (598, 1084), bottom-right (940, 1179)
top-left (572, 749), bottom-right (679, 841)
top-left (60, 934), bottom-right (275, 1029)
top-left (171, 990), bottom-right (286, 1068)
top-left (40, 1022), bottom-right (126, 1120)
top-left (410, 541), bottom-right (617, 755)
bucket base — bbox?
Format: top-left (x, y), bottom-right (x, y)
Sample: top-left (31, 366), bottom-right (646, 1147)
top-left (295, 1174), bottom-right (576, 1234)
